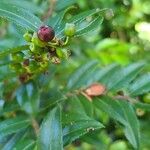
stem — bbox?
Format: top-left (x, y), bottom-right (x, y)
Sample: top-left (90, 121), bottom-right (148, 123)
top-left (42, 0), bottom-right (56, 21)
top-left (31, 117), bottom-right (40, 136)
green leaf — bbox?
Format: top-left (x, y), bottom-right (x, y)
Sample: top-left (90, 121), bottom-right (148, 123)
top-left (2, 132), bottom-right (24, 150)
top-left (16, 82), bottom-right (40, 115)
top-left (0, 45), bottom-right (29, 58)
top-left (48, 10), bottom-right (66, 29)
top-left (86, 64), bottom-right (119, 86)
top-left (134, 102), bottom-right (150, 112)
top-left (63, 118), bottom-right (104, 146)
top-left (0, 117), bottom-right (30, 139)
top-left (1, 0), bottom-right (43, 14)
top-left (119, 100), bottom-right (140, 149)
top-left (62, 96), bottom-right (104, 145)
top-left (0, 102), bottom-right (20, 117)
top-left (56, 8), bottom-right (106, 37)
top-left (38, 106), bottom-right (63, 150)
top-left (55, 0), bottom-right (76, 11)
top-left (77, 95), bottom-right (94, 117)
top-left (106, 62), bottom-right (145, 91)
top-left (39, 88), bottom-right (67, 112)
top-left (93, 97), bottom-right (140, 149)
top-left (0, 2), bottom-right (42, 31)
top-left (48, 6), bottom-right (75, 32)
top-left (75, 16), bottom-right (103, 36)
top-left (0, 99), bottom-right (5, 112)
top-left (13, 139), bottom-right (35, 150)
top-left (68, 8), bottom-right (105, 24)
top-left (129, 73), bottom-right (150, 96)
top-left (67, 60), bottom-right (99, 89)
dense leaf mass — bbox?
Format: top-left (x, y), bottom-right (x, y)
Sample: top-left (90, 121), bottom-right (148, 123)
top-left (0, 0), bottom-right (150, 150)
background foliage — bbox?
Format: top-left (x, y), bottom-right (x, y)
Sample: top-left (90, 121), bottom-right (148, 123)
top-left (0, 0), bottom-right (150, 150)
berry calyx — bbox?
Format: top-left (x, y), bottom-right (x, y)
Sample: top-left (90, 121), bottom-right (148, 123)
top-left (37, 25), bottom-right (55, 42)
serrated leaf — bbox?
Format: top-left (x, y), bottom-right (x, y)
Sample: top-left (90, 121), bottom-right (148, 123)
top-left (0, 2), bottom-right (42, 31)
top-left (0, 117), bottom-right (30, 139)
top-left (129, 73), bottom-right (150, 96)
top-left (93, 97), bottom-right (140, 149)
top-left (67, 60), bottom-right (99, 89)
top-left (106, 62), bottom-right (145, 91)
top-left (16, 82), bottom-right (40, 115)
top-left (38, 106), bottom-right (63, 150)
top-left (75, 16), bottom-right (103, 36)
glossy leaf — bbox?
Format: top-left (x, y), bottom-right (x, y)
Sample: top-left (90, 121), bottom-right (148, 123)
top-left (38, 106), bottom-right (63, 150)
top-left (67, 60), bottom-right (99, 89)
top-left (13, 139), bottom-right (35, 150)
top-left (106, 62), bottom-right (145, 91)
top-left (129, 73), bottom-right (150, 96)
top-left (55, 0), bottom-right (76, 11)
top-left (16, 82), bottom-right (40, 115)
top-left (0, 2), bottom-right (42, 31)
top-left (1, 0), bottom-right (43, 13)
top-left (62, 96), bottom-right (104, 145)
top-left (93, 97), bottom-right (140, 149)
top-left (0, 117), bottom-right (30, 139)
top-left (63, 118), bottom-right (104, 146)
top-left (75, 16), bottom-right (103, 36)
top-left (56, 8), bottom-right (106, 37)
top-left (2, 132), bottom-right (24, 150)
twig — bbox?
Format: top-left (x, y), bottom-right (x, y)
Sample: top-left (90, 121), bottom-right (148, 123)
top-left (31, 118), bottom-right (40, 136)
top-left (42, 0), bottom-right (57, 21)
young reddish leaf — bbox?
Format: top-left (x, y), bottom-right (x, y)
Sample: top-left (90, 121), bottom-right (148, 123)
top-left (84, 83), bottom-right (106, 98)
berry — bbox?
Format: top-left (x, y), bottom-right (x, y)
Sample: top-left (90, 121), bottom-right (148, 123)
top-left (32, 33), bottom-right (47, 48)
top-left (37, 25), bottom-right (55, 42)
top-left (64, 23), bottom-right (76, 37)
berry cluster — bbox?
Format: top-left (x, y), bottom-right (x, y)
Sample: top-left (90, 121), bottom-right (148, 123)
top-left (10, 25), bottom-right (74, 83)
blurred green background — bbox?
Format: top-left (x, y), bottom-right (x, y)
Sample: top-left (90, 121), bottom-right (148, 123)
top-left (0, 0), bottom-right (150, 150)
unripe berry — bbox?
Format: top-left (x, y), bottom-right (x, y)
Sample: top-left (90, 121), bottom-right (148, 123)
top-left (37, 25), bottom-right (55, 42)
top-left (143, 93), bottom-right (150, 104)
top-left (64, 23), bottom-right (76, 37)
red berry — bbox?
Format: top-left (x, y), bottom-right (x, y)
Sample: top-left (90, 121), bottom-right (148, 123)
top-left (37, 25), bottom-right (55, 42)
